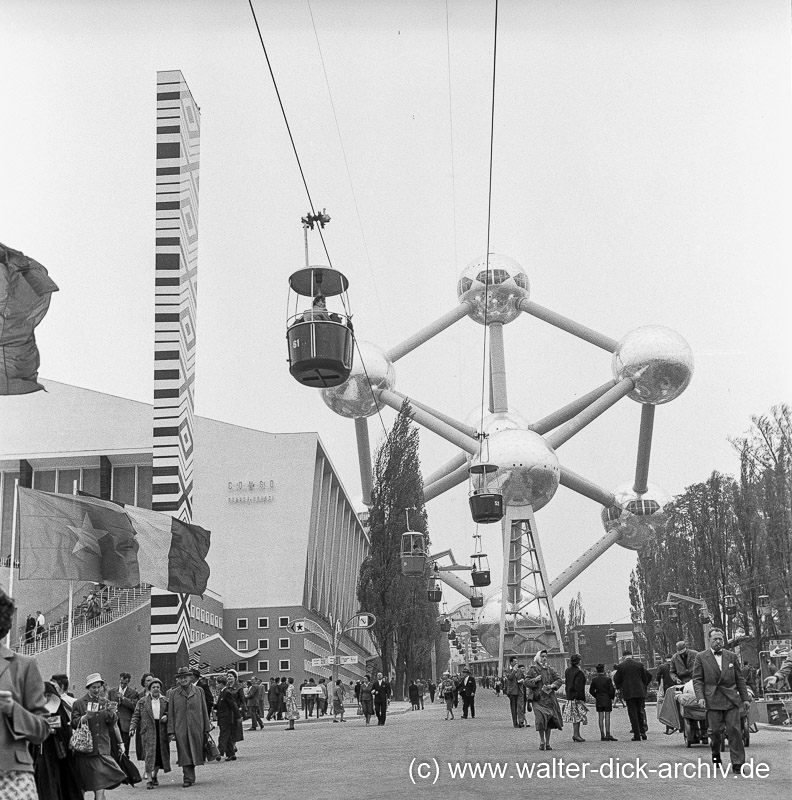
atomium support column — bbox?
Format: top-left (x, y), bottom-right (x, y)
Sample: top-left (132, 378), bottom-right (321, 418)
top-left (354, 418), bottom-right (373, 506)
top-left (497, 505), bottom-right (562, 672)
top-left (150, 70), bottom-right (200, 679)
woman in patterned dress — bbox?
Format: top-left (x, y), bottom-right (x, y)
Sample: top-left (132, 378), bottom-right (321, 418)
top-left (284, 678), bottom-right (300, 731)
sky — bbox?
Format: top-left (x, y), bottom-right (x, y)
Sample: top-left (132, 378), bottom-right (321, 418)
top-left (2, 0), bottom-right (790, 625)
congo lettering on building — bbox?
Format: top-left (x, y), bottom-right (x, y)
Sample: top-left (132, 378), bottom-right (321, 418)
top-left (227, 479), bottom-right (276, 504)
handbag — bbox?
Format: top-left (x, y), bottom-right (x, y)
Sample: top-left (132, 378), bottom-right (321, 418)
top-left (204, 732), bottom-right (221, 762)
top-left (356, 704), bottom-right (363, 716)
top-left (69, 721), bottom-right (93, 753)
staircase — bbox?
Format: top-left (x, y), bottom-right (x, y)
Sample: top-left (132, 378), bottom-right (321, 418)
top-left (12, 585), bottom-right (151, 657)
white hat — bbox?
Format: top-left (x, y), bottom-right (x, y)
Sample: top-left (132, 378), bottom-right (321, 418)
top-left (85, 672), bottom-right (104, 688)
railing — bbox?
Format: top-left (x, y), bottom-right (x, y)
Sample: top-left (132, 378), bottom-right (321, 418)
top-left (0, 556), bottom-right (20, 568)
top-left (12, 585), bottom-right (151, 656)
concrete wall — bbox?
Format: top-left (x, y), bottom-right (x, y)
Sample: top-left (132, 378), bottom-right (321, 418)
top-left (32, 604), bottom-right (151, 696)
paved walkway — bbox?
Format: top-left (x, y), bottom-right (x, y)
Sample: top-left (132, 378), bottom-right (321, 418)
top-left (114, 692), bottom-right (789, 799)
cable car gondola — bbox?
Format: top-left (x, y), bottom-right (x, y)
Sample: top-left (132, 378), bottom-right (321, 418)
top-left (470, 587), bottom-right (484, 608)
top-left (758, 595), bottom-right (771, 616)
top-left (401, 531), bottom-right (426, 577)
top-left (286, 266), bottom-right (354, 388)
top-left (427, 578), bottom-right (443, 603)
top-left (724, 595), bottom-right (737, 615)
top-left (468, 460), bottom-right (504, 524)
top-left (471, 553), bottom-right (491, 587)
top-left (440, 618), bottom-right (452, 633)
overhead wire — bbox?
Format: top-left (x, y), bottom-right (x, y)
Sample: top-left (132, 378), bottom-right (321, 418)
top-left (247, 0), bottom-right (333, 268)
top-left (306, 0), bottom-right (390, 349)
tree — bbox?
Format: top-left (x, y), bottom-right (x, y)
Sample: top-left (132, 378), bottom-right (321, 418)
top-left (357, 401), bottom-right (437, 698)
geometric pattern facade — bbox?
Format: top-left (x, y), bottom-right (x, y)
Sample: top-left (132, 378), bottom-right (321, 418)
top-left (151, 70), bottom-right (200, 661)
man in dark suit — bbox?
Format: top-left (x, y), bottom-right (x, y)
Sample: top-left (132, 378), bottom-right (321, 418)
top-left (613, 651), bottom-right (651, 741)
top-left (371, 672), bottom-right (391, 725)
top-left (670, 640), bottom-right (697, 684)
top-left (504, 656), bottom-right (521, 728)
top-left (108, 671), bottom-right (139, 753)
top-left (459, 668), bottom-right (477, 719)
top-left (692, 627), bottom-right (750, 773)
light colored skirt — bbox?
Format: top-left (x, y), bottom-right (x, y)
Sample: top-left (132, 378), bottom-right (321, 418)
top-left (0, 771), bottom-right (38, 800)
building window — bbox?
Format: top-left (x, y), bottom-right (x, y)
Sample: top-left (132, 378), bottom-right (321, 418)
top-left (258, 660), bottom-right (269, 672)
top-left (237, 661), bottom-right (248, 672)
top-left (112, 466), bottom-right (136, 505)
top-left (258, 617), bottom-right (269, 629)
top-left (237, 618), bottom-right (248, 630)
top-left (33, 470), bottom-right (56, 493)
top-left (279, 638), bottom-right (290, 650)
top-left (279, 616), bottom-right (289, 628)
top-left (258, 639), bottom-right (269, 650)
top-left (279, 660), bottom-right (290, 671)
top-left (56, 469), bottom-right (81, 494)
top-left (237, 639), bottom-right (248, 651)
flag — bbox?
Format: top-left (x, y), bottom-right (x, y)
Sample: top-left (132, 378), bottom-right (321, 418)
top-left (17, 487), bottom-right (211, 595)
top-left (0, 242), bottom-right (59, 395)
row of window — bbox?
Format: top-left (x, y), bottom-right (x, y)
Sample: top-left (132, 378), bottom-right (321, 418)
top-left (236, 616), bottom-right (289, 630)
top-left (236, 659), bottom-right (289, 673)
top-left (235, 638), bottom-right (290, 651)
top-left (190, 606), bottom-right (222, 628)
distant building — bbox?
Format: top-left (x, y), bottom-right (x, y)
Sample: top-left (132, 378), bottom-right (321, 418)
top-left (567, 623), bottom-right (647, 671)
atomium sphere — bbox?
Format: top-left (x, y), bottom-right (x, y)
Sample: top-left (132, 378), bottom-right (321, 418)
top-left (320, 341), bottom-right (395, 418)
top-left (485, 429), bottom-right (560, 510)
top-left (612, 325), bottom-right (693, 405)
top-left (601, 481), bottom-right (672, 551)
top-left (475, 592), bottom-right (543, 655)
top-left (463, 407), bottom-right (529, 438)
top-left (457, 253), bottom-right (530, 326)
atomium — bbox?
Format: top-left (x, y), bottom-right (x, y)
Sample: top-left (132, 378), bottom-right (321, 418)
top-left (320, 341), bottom-right (395, 418)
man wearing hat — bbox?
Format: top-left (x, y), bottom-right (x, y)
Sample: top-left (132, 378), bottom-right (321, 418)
top-left (458, 668), bottom-right (477, 719)
top-left (108, 672), bottom-right (139, 754)
top-left (0, 588), bottom-right (52, 799)
top-left (167, 666), bottom-right (211, 787)
top-left (190, 668), bottom-right (214, 717)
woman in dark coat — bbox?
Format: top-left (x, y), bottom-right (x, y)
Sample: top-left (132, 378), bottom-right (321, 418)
top-left (71, 673), bottom-right (127, 800)
top-left (225, 670), bottom-right (245, 749)
top-left (563, 654), bottom-right (588, 742)
top-left (525, 650), bottom-right (563, 751)
top-left (588, 663), bottom-right (617, 741)
top-left (214, 677), bottom-right (241, 760)
top-left (34, 681), bottom-right (83, 800)
top-left (408, 681), bottom-right (420, 710)
top-left (129, 677), bottom-right (171, 788)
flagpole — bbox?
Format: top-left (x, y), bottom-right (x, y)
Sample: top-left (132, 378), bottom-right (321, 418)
top-left (6, 479), bottom-right (19, 647)
top-left (66, 480), bottom-right (78, 678)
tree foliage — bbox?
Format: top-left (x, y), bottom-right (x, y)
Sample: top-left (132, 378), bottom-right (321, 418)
top-left (630, 405), bottom-right (792, 658)
top-left (356, 402), bottom-right (438, 696)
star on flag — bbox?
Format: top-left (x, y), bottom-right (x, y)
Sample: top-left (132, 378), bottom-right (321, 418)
top-left (68, 513), bottom-right (106, 557)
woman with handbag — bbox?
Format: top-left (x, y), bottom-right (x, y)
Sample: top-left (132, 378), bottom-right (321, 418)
top-left (0, 588), bottom-right (52, 800)
top-left (70, 673), bottom-right (127, 799)
top-left (525, 650), bottom-right (564, 751)
top-left (129, 677), bottom-right (171, 788)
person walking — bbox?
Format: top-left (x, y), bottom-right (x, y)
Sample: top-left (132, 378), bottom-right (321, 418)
top-left (563, 654), bottom-right (588, 742)
top-left (670, 640), bottom-right (698, 684)
top-left (70, 673), bottom-right (127, 799)
top-left (246, 678), bottom-right (263, 731)
top-left (372, 672), bottom-right (391, 726)
top-left (331, 680), bottom-right (346, 722)
top-left (440, 672), bottom-right (456, 720)
top-left (215, 676), bottom-right (241, 760)
top-left (166, 666), bottom-right (211, 788)
top-left (613, 651), bottom-right (651, 741)
top-left (359, 675), bottom-right (374, 725)
top-left (129, 677), bottom-right (171, 789)
top-left (459, 668), bottom-right (477, 719)
top-left (190, 669), bottom-right (214, 718)
top-left (317, 678), bottom-right (328, 717)
top-left (427, 679), bottom-right (436, 704)
top-left (0, 588), bottom-right (53, 800)
top-left (525, 650), bottom-right (564, 751)
top-left (504, 657), bottom-right (522, 728)
top-left (107, 672), bottom-right (139, 755)
top-left (284, 678), bottom-right (300, 731)
top-left (588, 663), bottom-right (617, 741)
top-left (266, 676), bottom-right (280, 721)
top-left (417, 678), bottom-right (426, 710)
top-left (692, 628), bottom-right (751, 775)
top-left (277, 676), bottom-right (288, 720)
top-left (408, 680), bottom-right (420, 710)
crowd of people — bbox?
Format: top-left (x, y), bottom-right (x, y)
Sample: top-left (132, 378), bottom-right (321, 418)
top-left (3, 577), bottom-right (790, 798)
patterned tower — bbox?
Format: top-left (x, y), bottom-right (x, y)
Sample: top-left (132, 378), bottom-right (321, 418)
top-left (150, 71), bottom-right (200, 679)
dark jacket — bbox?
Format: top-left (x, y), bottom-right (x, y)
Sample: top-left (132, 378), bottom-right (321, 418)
top-left (564, 666), bottom-right (587, 701)
top-left (215, 687), bottom-right (242, 726)
top-left (267, 681), bottom-right (280, 704)
top-left (670, 649), bottom-right (698, 683)
top-left (588, 674), bottom-right (616, 709)
top-left (372, 679), bottom-right (391, 703)
top-left (613, 658), bottom-right (651, 701)
top-left (692, 648), bottom-right (749, 711)
top-left (458, 674), bottom-right (477, 698)
top-left (656, 661), bottom-right (674, 694)
top-left (108, 684), bottom-right (140, 733)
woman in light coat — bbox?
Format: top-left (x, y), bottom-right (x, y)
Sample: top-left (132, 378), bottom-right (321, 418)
top-left (129, 677), bottom-right (170, 788)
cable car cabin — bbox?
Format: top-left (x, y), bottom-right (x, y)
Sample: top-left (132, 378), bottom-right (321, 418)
top-left (427, 579), bottom-right (443, 603)
top-left (470, 588), bottom-right (484, 608)
top-left (758, 595), bottom-right (771, 616)
top-left (440, 619), bottom-right (452, 633)
top-left (470, 553), bottom-right (491, 587)
top-left (286, 267), bottom-right (354, 388)
top-left (401, 532), bottom-right (427, 577)
top-left (668, 606), bottom-right (679, 621)
top-left (468, 461), bottom-right (504, 524)
top-left (725, 595), bottom-right (737, 615)
top-left (448, 631), bottom-right (456, 641)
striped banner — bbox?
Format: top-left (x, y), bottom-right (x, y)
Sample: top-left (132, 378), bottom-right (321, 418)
top-left (150, 70), bottom-right (200, 675)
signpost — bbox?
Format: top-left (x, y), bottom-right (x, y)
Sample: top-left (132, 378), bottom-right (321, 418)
top-left (288, 613), bottom-right (375, 686)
